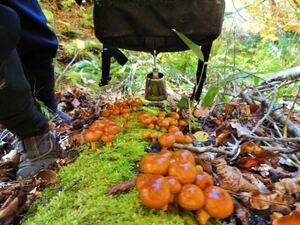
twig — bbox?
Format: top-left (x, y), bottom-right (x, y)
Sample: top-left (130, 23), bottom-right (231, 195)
top-left (173, 143), bottom-right (233, 156)
top-left (283, 86), bottom-right (300, 137)
top-left (263, 146), bottom-right (296, 153)
top-left (244, 135), bottom-right (300, 143)
top-left (250, 85), bottom-right (278, 135)
top-left (273, 122), bottom-right (283, 138)
top-left (55, 50), bottom-right (79, 86)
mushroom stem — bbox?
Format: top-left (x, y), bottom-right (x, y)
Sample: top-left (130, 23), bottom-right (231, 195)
top-left (91, 142), bottom-right (98, 151)
top-left (196, 210), bottom-right (211, 225)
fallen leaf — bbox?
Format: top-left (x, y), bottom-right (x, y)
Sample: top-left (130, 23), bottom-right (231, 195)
top-left (193, 131), bottom-right (209, 142)
top-left (35, 169), bottom-right (58, 186)
top-left (106, 179), bottom-right (136, 196)
top-left (230, 122), bottom-right (251, 137)
top-left (214, 159), bottom-right (258, 192)
top-left (215, 130), bottom-right (231, 144)
top-left (193, 106), bottom-right (210, 118)
top-left (249, 191), bottom-right (286, 210)
top-left (236, 157), bottom-right (263, 170)
top-left (274, 175), bottom-right (300, 195)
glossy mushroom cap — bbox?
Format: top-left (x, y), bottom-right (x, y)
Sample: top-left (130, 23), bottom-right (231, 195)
top-left (203, 186), bottom-right (234, 219)
top-left (194, 172), bottom-right (214, 190)
top-left (168, 161), bottom-right (197, 184)
top-left (138, 176), bottom-right (171, 209)
top-left (273, 211), bottom-right (300, 225)
top-left (171, 149), bottom-right (196, 165)
top-left (141, 153), bottom-right (170, 175)
top-left (158, 133), bottom-right (176, 148)
top-left (166, 176), bottom-right (182, 194)
top-left (177, 184), bottom-right (205, 210)
top-left (83, 129), bottom-right (102, 142)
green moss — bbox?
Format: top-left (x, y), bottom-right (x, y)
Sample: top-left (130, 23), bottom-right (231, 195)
top-left (23, 118), bottom-right (230, 225)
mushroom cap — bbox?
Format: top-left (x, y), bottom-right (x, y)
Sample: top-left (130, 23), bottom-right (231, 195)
top-left (194, 172), bottom-right (214, 190)
top-left (173, 131), bottom-right (186, 143)
top-left (158, 150), bottom-right (173, 159)
top-left (168, 126), bottom-right (180, 133)
top-left (136, 174), bottom-right (161, 191)
top-left (89, 120), bottom-right (105, 130)
top-left (166, 176), bottom-right (182, 194)
top-left (273, 211), bottom-right (300, 225)
top-left (141, 153), bottom-right (170, 175)
top-left (171, 149), bottom-right (196, 165)
top-left (203, 186), bottom-right (234, 219)
top-left (177, 184), bottom-right (205, 210)
top-left (159, 133), bottom-right (176, 148)
top-left (184, 135), bottom-right (193, 144)
top-left (138, 176), bottom-right (171, 209)
top-left (83, 129), bottom-right (102, 142)
top-left (170, 112), bottom-right (180, 120)
top-left (168, 161), bottom-right (197, 184)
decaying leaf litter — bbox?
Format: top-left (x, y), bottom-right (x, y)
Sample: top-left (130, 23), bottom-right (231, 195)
top-left (0, 70), bottom-right (299, 225)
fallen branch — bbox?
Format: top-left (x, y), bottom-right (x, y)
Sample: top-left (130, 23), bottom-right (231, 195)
top-left (260, 65), bottom-right (300, 85)
top-left (249, 96), bottom-right (300, 137)
top-left (173, 143), bottom-right (234, 156)
top-left (245, 135), bottom-right (300, 143)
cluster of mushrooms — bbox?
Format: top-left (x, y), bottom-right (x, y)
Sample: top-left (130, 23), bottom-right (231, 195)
top-left (83, 98), bottom-right (144, 149)
top-left (136, 149), bottom-right (234, 224)
top-left (83, 119), bottom-right (121, 149)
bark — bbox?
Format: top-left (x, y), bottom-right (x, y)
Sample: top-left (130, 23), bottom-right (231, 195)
top-left (260, 65), bottom-right (300, 85)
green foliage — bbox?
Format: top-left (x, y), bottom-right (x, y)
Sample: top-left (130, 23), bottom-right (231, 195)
top-left (201, 86), bottom-right (219, 107)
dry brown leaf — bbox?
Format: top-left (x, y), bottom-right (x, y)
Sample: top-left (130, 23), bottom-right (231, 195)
top-left (215, 130), bottom-right (231, 144)
top-left (193, 106), bottom-right (210, 118)
top-left (35, 169), bottom-right (58, 186)
top-left (240, 142), bottom-right (278, 161)
top-left (215, 159), bottom-right (258, 192)
top-left (0, 194), bottom-right (26, 222)
top-left (274, 175), bottom-right (300, 195)
top-left (249, 191), bottom-right (286, 210)
top-left (230, 122), bottom-right (251, 137)
top-left (106, 179), bottom-right (136, 196)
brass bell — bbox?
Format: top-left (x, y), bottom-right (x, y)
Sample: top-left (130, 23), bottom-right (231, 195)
top-left (145, 50), bottom-right (167, 101)
top-left (145, 68), bottom-right (167, 101)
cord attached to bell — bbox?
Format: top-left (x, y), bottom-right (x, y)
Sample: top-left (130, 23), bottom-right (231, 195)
top-left (152, 50), bottom-right (159, 79)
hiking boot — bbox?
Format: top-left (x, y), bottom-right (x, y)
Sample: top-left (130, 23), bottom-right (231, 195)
top-left (16, 130), bottom-right (60, 179)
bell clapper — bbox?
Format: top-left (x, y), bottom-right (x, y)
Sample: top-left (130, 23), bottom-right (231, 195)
top-left (152, 50), bottom-right (159, 79)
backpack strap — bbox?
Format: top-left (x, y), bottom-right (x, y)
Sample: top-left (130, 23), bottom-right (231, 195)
top-left (100, 45), bottom-right (128, 86)
top-left (192, 42), bottom-right (213, 102)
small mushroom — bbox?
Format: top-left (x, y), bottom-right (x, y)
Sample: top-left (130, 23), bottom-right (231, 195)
top-left (273, 210), bottom-right (300, 225)
top-left (171, 149), bottom-right (196, 165)
top-left (141, 153), bottom-right (170, 175)
top-left (203, 186), bottom-right (234, 220)
top-left (177, 184), bottom-right (205, 210)
top-left (166, 176), bottom-right (182, 194)
top-left (168, 161), bottom-right (197, 184)
top-left (158, 133), bottom-right (176, 149)
top-left (138, 176), bottom-right (171, 209)
top-left (194, 172), bottom-right (214, 190)
top-left (83, 129), bottom-right (102, 150)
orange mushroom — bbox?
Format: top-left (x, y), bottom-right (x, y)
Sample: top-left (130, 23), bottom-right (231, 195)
top-left (140, 153), bottom-right (170, 175)
top-left (101, 133), bottom-right (115, 147)
top-left (136, 174), bottom-right (159, 191)
top-left (184, 135), bottom-right (193, 144)
top-left (158, 133), bottom-right (176, 149)
top-left (166, 176), bottom-right (182, 194)
top-left (194, 172), bottom-right (214, 190)
top-left (168, 126), bottom-right (180, 133)
top-left (173, 131), bottom-right (185, 143)
top-left (171, 149), bottom-right (196, 165)
top-left (83, 129), bottom-right (102, 150)
top-left (158, 150), bottom-right (173, 159)
top-left (273, 211), bottom-right (300, 225)
top-left (170, 112), bottom-right (180, 120)
top-left (177, 184), bottom-right (205, 210)
top-left (203, 186), bottom-right (234, 219)
top-left (168, 161), bottom-right (197, 184)
top-left (138, 176), bottom-right (171, 209)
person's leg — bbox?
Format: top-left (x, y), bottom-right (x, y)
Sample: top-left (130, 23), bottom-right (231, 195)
top-left (1, 0), bottom-right (71, 123)
top-left (0, 4), bottom-right (59, 178)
